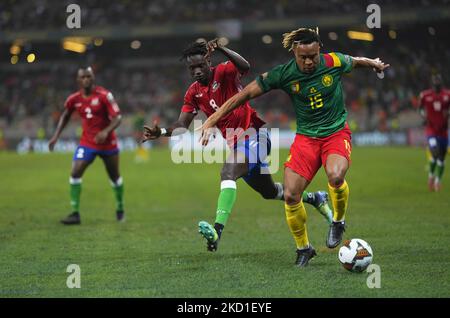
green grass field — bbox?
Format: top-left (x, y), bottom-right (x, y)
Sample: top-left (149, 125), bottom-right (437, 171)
top-left (0, 147), bottom-right (449, 297)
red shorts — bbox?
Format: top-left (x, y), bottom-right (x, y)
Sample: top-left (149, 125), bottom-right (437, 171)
top-left (284, 125), bottom-right (352, 182)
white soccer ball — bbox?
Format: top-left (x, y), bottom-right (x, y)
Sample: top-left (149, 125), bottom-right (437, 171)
top-left (338, 238), bottom-right (373, 272)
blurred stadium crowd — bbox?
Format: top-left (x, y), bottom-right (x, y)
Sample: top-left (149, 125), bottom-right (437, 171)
top-left (0, 0), bottom-right (449, 145)
top-left (2, 0), bottom-right (446, 30)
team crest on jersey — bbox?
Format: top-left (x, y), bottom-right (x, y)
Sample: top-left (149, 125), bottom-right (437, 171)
top-left (290, 81), bottom-right (301, 94)
top-left (322, 74), bottom-right (333, 87)
top-left (91, 98), bottom-right (99, 106)
top-left (75, 102), bottom-right (82, 108)
top-left (212, 81), bottom-right (220, 92)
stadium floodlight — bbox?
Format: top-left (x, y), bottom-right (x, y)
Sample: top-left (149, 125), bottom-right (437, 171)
top-left (61, 37), bottom-right (91, 53)
top-left (62, 41), bottom-right (86, 53)
top-left (26, 53), bottom-right (36, 63)
top-left (10, 45), bottom-right (21, 55)
top-left (262, 35), bottom-right (272, 44)
top-left (388, 30), bottom-right (397, 39)
top-left (347, 30), bottom-right (374, 41)
top-left (10, 55), bottom-right (19, 64)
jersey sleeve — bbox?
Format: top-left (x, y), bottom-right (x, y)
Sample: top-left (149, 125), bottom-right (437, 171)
top-left (222, 60), bottom-right (246, 79)
top-left (181, 87), bottom-right (198, 115)
top-left (445, 91), bottom-right (450, 109)
top-left (64, 95), bottom-right (75, 112)
top-left (103, 91), bottom-right (121, 117)
top-left (256, 64), bottom-right (284, 92)
top-left (419, 91), bottom-right (425, 107)
top-left (333, 52), bottom-right (354, 74)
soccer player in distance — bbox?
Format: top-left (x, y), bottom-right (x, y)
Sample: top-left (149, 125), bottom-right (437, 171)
top-left (142, 39), bottom-right (333, 252)
top-left (197, 28), bottom-right (390, 266)
top-left (48, 67), bottom-right (125, 224)
top-left (419, 74), bottom-right (450, 191)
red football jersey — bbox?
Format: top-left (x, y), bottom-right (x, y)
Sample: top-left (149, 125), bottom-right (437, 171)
top-left (420, 88), bottom-right (450, 137)
top-left (181, 61), bottom-right (265, 146)
top-left (65, 86), bottom-right (121, 150)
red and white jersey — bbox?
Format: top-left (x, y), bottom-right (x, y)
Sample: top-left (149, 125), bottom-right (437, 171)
top-left (65, 86), bottom-right (121, 150)
top-left (181, 61), bottom-right (265, 146)
top-left (420, 88), bottom-right (450, 137)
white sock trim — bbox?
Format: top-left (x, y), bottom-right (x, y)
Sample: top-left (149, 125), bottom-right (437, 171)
top-left (275, 182), bottom-right (284, 199)
top-left (110, 177), bottom-right (123, 187)
top-left (69, 177), bottom-right (82, 185)
top-left (221, 180), bottom-right (236, 190)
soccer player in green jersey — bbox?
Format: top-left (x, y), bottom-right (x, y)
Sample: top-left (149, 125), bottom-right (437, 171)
top-left (197, 28), bottom-right (390, 266)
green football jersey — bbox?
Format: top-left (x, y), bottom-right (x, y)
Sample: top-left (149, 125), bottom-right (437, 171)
top-left (256, 52), bottom-right (353, 137)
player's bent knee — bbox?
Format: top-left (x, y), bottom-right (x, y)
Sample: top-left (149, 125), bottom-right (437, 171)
top-left (70, 171), bottom-right (83, 179)
top-left (284, 190), bottom-right (301, 205)
top-left (220, 168), bottom-right (234, 181)
top-left (329, 176), bottom-right (345, 188)
top-left (326, 168), bottom-right (347, 187)
top-left (220, 164), bottom-right (242, 181)
top-left (327, 173), bottom-right (345, 188)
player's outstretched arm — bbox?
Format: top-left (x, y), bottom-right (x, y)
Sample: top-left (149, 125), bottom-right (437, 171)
top-left (207, 38), bottom-right (250, 74)
top-left (417, 92), bottom-right (427, 124)
top-left (48, 108), bottom-right (73, 151)
top-left (94, 115), bottom-right (122, 144)
top-left (142, 111), bottom-right (195, 143)
top-left (196, 79), bottom-right (265, 146)
top-left (351, 56), bottom-right (390, 73)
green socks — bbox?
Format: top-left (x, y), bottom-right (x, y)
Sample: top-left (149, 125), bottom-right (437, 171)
top-left (111, 177), bottom-right (124, 211)
top-left (436, 160), bottom-right (445, 181)
top-left (69, 177), bottom-right (124, 213)
top-left (429, 159), bottom-right (437, 178)
top-left (214, 180), bottom-right (237, 226)
top-left (69, 177), bottom-right (82, 212)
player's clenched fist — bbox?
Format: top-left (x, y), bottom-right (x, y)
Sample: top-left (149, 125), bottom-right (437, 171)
top-left (94, 130), bottom-right (109, 144)
top-left (48, 136), bottom-right (58, 152)
top-left (206, 38), bottom-right (221, 56)
top-left (142, 121), bottom-right (161, 142)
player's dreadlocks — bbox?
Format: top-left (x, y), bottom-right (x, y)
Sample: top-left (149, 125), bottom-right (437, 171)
top-left (282, 27), bottom-right (323, 51)
top-left (181, 41), bottom-right (208, 61)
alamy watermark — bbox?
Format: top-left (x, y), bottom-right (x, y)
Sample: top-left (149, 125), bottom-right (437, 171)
top-left (169, 120), bottom-right (280, 174)
top-left (366, 4), bottom-right (381, 29)
top-left (66, 4), bottom-right (81, 29)
top-left (66, 264), bottom-right (81, 288)
top-left (366, 264), bottom-right (381, 288)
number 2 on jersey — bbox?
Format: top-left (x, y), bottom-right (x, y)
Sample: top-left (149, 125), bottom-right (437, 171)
top-left (433, 101), bottom-right (442, 112)
top-left (84, 107), bottom-right (93, 119)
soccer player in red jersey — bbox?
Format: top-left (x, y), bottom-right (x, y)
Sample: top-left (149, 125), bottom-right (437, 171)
top-left (419, 74), bottom-right (450, 191)
top-left (48, 67), bottom-right (125, 224)
top-left (143, 39), bottom-right (332, 252)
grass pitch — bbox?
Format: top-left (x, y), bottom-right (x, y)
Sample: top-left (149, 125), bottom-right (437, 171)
top-left (0, 147), bottom-right (449, 297)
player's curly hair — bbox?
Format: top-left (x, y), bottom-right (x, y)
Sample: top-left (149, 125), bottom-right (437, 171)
top-left (282, 27), bottom-right (323, 51)
top-left (180, 41), bottom-right (208, 61)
